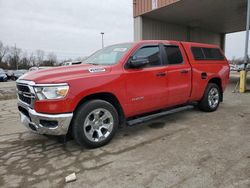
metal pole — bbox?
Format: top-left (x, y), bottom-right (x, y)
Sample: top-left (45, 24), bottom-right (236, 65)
top-left (244, 0), bottom-right (250, 68)
top-left (100, 32), bottom-right (104, 49)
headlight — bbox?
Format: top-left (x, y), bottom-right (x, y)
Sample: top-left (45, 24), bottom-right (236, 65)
top-left (34, 85), bottom-right (69, 100)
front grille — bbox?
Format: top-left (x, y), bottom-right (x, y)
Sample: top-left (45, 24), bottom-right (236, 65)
top-left (17, 84), bottom-right (30, 93)
top-left (18, 93), bottom-right (32, 104)
top-left (16, 84), bottom-right (35, 105)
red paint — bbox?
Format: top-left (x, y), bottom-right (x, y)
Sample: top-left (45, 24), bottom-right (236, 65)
top-left (23, 40), bottom-right (230, 117)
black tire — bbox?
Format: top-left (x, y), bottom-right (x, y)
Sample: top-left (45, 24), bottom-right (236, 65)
top-left (198, 83), bottom-right (221, 112)
top-left (72, 100), bottom-right (119, 148)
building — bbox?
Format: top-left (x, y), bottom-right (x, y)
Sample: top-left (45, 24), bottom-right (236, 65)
top-left (133, 0), bottom-right (248, 50)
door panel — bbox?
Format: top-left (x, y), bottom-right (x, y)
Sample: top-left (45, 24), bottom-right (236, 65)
top-left (166, 64), bottom-right (192, 106)
top-left (124, 45), bottom-right (168, 116)
top-left (125, 67), bottom-right (168, 115)
top-left (163, 44), bottom-right (192, 106)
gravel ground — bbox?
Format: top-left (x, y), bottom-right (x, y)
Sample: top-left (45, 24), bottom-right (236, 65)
top-left (0, 73), bottom-right (249, 188)
top-left (0, 81), bottom-right (16, 100)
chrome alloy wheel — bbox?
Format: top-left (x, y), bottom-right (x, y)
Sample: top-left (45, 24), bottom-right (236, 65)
top-left (208, 88), bottom-right (219, 109)
top-left (83, 108), bottom-right (114, 142)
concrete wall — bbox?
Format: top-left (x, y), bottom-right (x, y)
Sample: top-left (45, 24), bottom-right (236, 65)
top-left (134, 16), bottom-right (225, 50)
top-left (134, 17), bottom-right (143, 42)
top-left (189, 28), bottom-right (221, 46)
top-left (142, 17), bottom-right (188, 41)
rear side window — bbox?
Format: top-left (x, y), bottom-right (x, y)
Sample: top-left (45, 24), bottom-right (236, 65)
top-left (164, 46), bottom-right (183, 65)
top-left (203, 48), bottom-right (224, 60)
top-left (191, 47), bottom-right (224, 60)
top-left (191, 47), bottom-right (205, 60)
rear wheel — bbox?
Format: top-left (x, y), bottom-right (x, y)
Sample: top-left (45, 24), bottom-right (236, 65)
top-left (199, 83), bottom-right (221, 112)
top-left (72, 100), bottom-right (118, 148)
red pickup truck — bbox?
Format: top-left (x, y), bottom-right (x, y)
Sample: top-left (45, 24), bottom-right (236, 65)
top-left (17, 40), bottom-right (230, 148)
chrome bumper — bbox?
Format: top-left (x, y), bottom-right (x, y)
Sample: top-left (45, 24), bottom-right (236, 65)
top-left (18, 102), bottom-right (73, 135)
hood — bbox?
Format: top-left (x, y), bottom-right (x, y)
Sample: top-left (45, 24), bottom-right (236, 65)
top-left (20, 64), bottom-right (112, 83)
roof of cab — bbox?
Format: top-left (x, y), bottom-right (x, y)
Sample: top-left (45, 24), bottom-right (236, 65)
top-left (137, 40), bottom-right (220, 49)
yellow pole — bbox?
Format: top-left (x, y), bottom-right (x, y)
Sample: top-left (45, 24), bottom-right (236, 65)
top-left (240, 0), bottom-right (250, 93)
top-left (239, 70), bottom-right (247, 93)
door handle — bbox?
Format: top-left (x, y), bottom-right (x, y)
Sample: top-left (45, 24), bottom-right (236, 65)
top-left (180, 70), bottom-right (189, 74)
top-left (156, 72), bottom-right (166, 77)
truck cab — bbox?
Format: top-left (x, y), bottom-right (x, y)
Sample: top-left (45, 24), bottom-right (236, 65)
top-left (17, 40), bottom-right (230, 148)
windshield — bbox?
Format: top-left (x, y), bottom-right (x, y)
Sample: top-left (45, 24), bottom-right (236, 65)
top-left (84, 43), bottom-right (133, 65)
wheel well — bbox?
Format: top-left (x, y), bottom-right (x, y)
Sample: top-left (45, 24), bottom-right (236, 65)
top-left (75, 92), bottom-right (125, 124)
top-left (66, 92), bottom-right (125, 138)
top-left (208, 78), bottom-right (223, 101)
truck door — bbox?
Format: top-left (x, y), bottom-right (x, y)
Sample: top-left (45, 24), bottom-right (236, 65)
top-left (124, 44), bottom-right (168, 116)
top-left (162, 43), bottom-right (192, 106)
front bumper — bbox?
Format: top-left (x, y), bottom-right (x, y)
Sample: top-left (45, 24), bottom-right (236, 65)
top-left (18, 102), bottom-right (73, 135)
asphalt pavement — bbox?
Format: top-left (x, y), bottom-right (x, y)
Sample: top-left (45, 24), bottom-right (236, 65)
top-left (0, 73), bottom-right (249, 188)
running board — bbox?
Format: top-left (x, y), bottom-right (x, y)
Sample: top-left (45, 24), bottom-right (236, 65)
top-left (126, 105), bottom-right (194, 126)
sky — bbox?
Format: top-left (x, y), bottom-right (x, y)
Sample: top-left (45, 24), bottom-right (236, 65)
top-left (0, 0), bottom-right (248, 60)
top-left (0, 0), bottom-right (134, 60)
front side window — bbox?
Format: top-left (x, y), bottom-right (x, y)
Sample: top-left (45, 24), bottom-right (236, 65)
top-left (164, 46), bottom-right (183, 65)
top-left (85, 43), bottom-right (133, 65)
top-left (132, 46), bottom-right (161, 67)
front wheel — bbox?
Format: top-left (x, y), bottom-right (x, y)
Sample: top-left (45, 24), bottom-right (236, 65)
top-left (72, 100), bottom-right (119, 148)
top-left (198, 83), bottom-right (221, 112)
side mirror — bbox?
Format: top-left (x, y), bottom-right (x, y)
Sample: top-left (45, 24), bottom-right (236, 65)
top-left (129, 57), bottom-right (149, 68)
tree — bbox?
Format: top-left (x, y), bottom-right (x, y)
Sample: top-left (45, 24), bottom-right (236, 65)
top-left (7, 46), bottom-right (21, 69)
top-left (36, 49), bottom-right (45, 66)
top-left (0, 41), bottom-right (9, 64)
top-left (0, 42), bottom-right (64, 69)
top-left (19, 51), bottom-right (30, 69)
top-left (46, 52), bottom-right (57, 66)
top-left (29, 52), bottom-right (36, 67)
